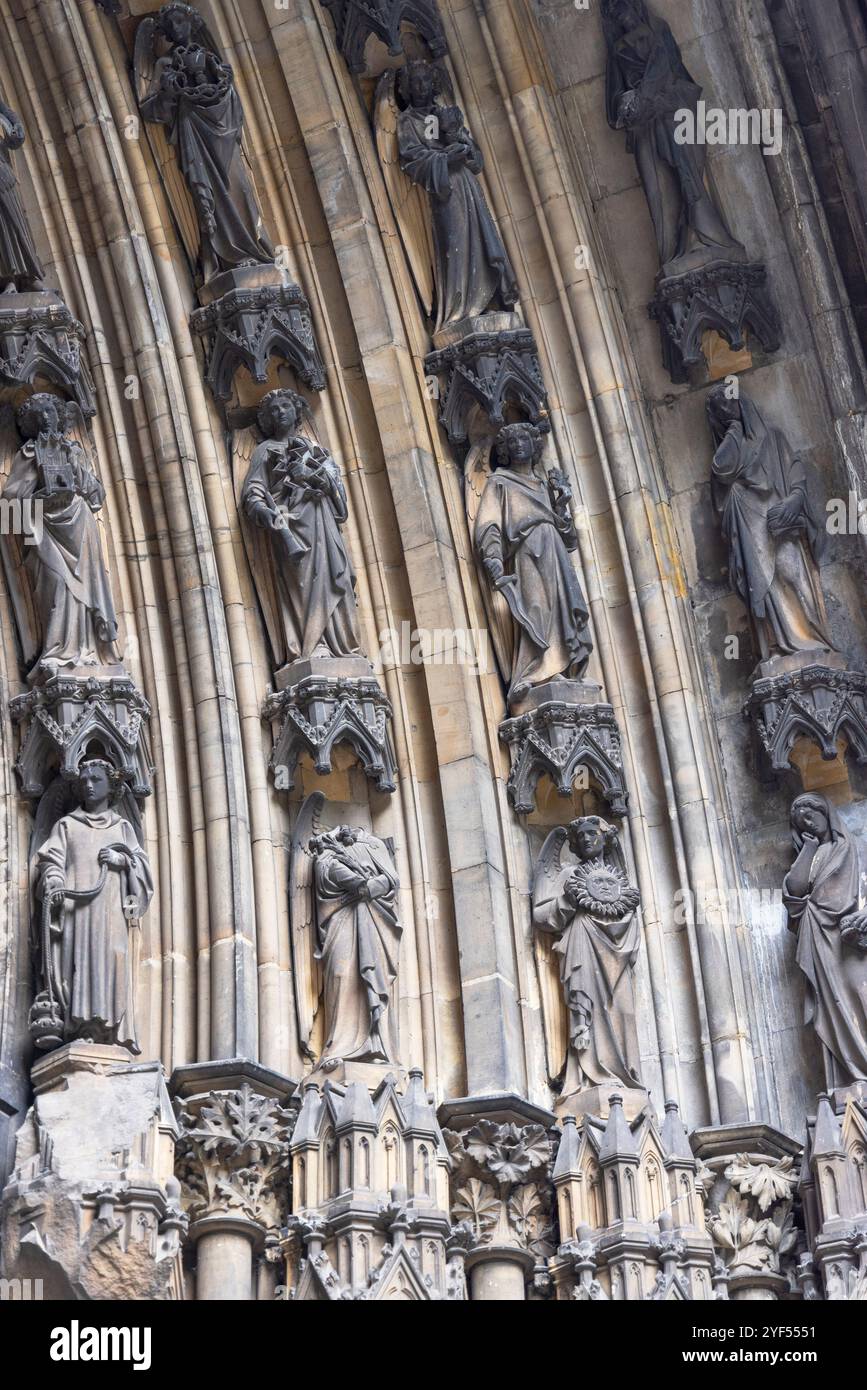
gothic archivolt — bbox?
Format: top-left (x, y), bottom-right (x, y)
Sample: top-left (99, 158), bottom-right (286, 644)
top-left (0, 0), bottom-right (863, 1305)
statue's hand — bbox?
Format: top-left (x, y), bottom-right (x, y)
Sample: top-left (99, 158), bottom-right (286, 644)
top-left (98, 848), bottom-right (127, 870)
top-left (841, 913), bottom-right (867, 952)
top-left (616, 90), bottom-right (641, 129)
top-left (269, 509), bottom-right (287, 531)
top-left (767, 496), bottom-right (804, 535)
top-left (4, 120), bottom-right (25, 149)
top-left (446, 144), bottom-right (469, 167)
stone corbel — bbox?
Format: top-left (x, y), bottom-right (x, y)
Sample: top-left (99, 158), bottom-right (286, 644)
top-left (743, 659), bottom-right (867, 785)
top-left (0, 292), bottom-right (96, 416)
top-left (498, 686), bottom-right (627, 817)
top-left (319, 0), bottom-right (447, 74)
top-left (650, 261), bottom-right (781, 384)
top-left (424, 318), bottom-right (549, 447)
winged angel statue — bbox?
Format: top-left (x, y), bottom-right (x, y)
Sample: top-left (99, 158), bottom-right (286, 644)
top-left (375, 59), bottom-right (518, 331)
top-left (134, 3), bottom-right (274, 282)
top-left (289, 793), bottom-right (403, 1071)
top-left (532, 816), bottom-right (645, 1103)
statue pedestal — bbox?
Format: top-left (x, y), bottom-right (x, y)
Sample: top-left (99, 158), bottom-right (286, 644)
top-left (190, 264), bottom-right (326, 402)
top-left (555, 1083), bottom-right (648, 1123)
top-left (0, 1044), bottom-right (184, 1300)
top-left (307, 1058), bottom-right (407, 1090)
top-left (424, 312), bottom-right (548, 445)
top-left (742, 653), bottom-right (867, 784)
top-left (10, 668), bottom-right (153, 800)
top-left (0, 289), bottom-right (95, 414)
top-left (649, 259), bottom-right (780, 384)
top-left (264, 655), bottom-right (396, 794)
top-left (498, 681), bottom-right (627, 815)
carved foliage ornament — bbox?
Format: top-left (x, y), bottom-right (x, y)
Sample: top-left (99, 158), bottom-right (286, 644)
top-left (175, 1084), bottom-right (295, 1232)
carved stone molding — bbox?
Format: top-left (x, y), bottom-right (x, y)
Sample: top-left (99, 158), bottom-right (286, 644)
top-left (744, 661), bottom-right (867, 778)
top-left (10, 673), bottom-right (153, 802)
top-left (498, 693), bottom-right (627, 816)
top-left (190, 269), bottom-right (326, 403)
top-left (264, 665), bottom-right (397, 795)
top-left (692, 1122), bottom-right (801, 1301)
top-left (174, 1079), bottom-right (295, 1237)
top-left (424, 321), bottom-right (549, 446)
top-left (0, 291), bottom-right (95, 416)
top-left (320, 0), bottom-right (447, 73)
top-left (649, 261), bottom-right (781, 383)
top-left (801, 1086), bottom-right (867, 1299)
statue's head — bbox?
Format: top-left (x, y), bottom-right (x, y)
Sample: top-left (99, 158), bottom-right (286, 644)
top-left (156, 3), bottom-right (199, 46)
top-left (400, 60), bottom-right (440, 111)
top-left (257, 388), bottom-right (304, 439)
top-left (17, 392), bottom-right (64, 440)
top-left (706, 382), bottom-right (743, 433)
top-left (602, 0), bottom-right (649, 33)
top-left (75, 758), bottom-right (123, 812)
top-left (309, 825), bottom-right (363, 855)
top-left (790, 793), bottom-right (833, 845)
top-left (568, 815), bottom-right (617, 861)
top-left (494, 421), bottom-right (543, 470)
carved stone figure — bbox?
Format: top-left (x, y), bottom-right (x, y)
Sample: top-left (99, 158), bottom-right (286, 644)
top-left (377, 60), bottom-right (518, 331)
top-left (602, 0), bottom-right (747, 281)
top-left (32, 758), bottom-right (153, 1054)
top-left (137, 3), bottom-right (274, 281)
top-left (533, 817), bottom-right (644, 1109)
top-left (2, 393), bottom-right (120, 682)
top-left (240, 388), bottom-right (361, 667)
top-left (783, 793), bottom-right (867, 1087)
top-left (291, 793), bottom-right (403, 1074)
top-left (707, 385), bottom-right (834, 668)
top-left (0, 97), bottom-right (44, 293)
top-left (472, 421), bottom-right (592, 707)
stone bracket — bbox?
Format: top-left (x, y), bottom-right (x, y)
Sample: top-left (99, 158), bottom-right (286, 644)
top-left (190, 279), bottom-right (326, 402)
top-left (424, 327), bottom-right (549, 445)
top-left (10, 673), bottom-right (154, 801)
top-left (320, 0), bottom-right (447, 72)
top-left (743, 664), bottom-right (867, 777)
top-left (0, 292), bottom-right (95, 415)
top-left (264, 674), bottom-right (397, 794)
top-left (498, 699), bottom-right (627, 816)
top-left (649, 261), bottom-right (780, 384)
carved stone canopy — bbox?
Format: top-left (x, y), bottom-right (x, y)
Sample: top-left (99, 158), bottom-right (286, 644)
top-left (424, 319), bottom-right (549, 447)
top-left (499, 689), bottom-right (627, 817)
top-left (320, 0), bottom-right (447, 74)
top-left (744, 660), bottom-right (867, 782)
top-left (0, 293), bottom-right (96, 416)
top-left (650, 261), bottom-right (781, 383)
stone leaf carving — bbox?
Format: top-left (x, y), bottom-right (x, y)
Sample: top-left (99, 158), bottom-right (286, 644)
top-left (175, 1083), bottom-right (294, 1231)
top-left (710, 1154), bottom-right (797, 1279)
top-left (445, 1121), bottom-right (554, 1255)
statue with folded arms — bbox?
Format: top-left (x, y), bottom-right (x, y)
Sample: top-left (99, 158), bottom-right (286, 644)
top-left (0, 96), bottom-right (44, 294)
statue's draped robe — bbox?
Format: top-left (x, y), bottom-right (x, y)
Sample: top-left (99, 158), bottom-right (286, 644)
top-left (605, 10), bottom-right (745, 275)
top-left (4, 434), bottom-right (119, 674)
top-left (474, 468), bottom-right (591, 700)
top-left (711, 400), bottom-right (832, 661)
top-left (784, 828), bottom-right (867, 1084)
top-left (241, 436), bottom-right (360, 663)
top-left (533, 862), bottom-right (643, 1095)
top-left (141, 53), bottom-right (273, 271)
top-left (397, 106), bottom-right (518, 329)
top-left (0, 143), bottom-right (44, 284)
top-left (314, 836), bottom-right (402, 1064)
top-left (36, 810), bottom-right (153, 1053)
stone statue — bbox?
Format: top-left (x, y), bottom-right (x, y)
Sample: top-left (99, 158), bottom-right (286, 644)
top-left (0, 97), bottom-right (44, 293)
top-left (290, 793), bottom-right (402, 1071)
top-left (32, 758), bottom-right (153, 1053)
top-left (240, 388), bottom-right (361, 667)
top-left (783, 793), bottom-right (867, 1087)
top-left (376, 59), bottom-right (518, 331)
top-left (707, 385), bottom-right (834, 667)
top-left (602, 0), bottom-right (746, 280)
top-left (2, 393), bottom-right (120, 682)
top-left (533, 816), bottom-right (644, 1107)
top-left (137, 2), bottom-right (274, 280)
top-left (471, 421), bottom-right (592, 707)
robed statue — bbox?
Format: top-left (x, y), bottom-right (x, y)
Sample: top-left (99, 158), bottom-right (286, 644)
top-left (290, 793), bottom-right (403, 1071)
top-left (0, 96), bottom-right (44, 293)
top-left (783, 793), bottom-right (867, 1087)
top-left (707, 384), bottom-right (835, 666)
top-left (239, 388), bottom-right (361, 668)
top-left (533, 816), bottom-right (645, 1103)
top-left (2, 393), bottom-right (120, 683)
top-left (376, 59), bottom-right (518, 330)
top-left (470, 421), bottom-right (592, 707)
top-left (32, 758), bottom-right (153, 1053)
top-left (602, 0), bottom-right (746, 279)
top-left (136, 2), bottom-right (274, 280)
